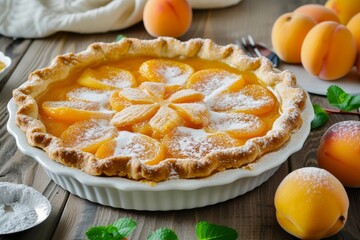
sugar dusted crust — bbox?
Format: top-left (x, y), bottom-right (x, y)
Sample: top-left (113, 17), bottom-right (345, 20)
top-left (13, 37), bottom-right (306, 182)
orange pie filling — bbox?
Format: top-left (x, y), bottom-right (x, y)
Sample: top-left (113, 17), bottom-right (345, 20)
top-left (36, 57), bottom-right (280, 167)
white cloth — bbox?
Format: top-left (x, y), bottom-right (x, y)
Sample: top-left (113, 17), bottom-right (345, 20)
top-left (0, 0), bottom-right (241, 38)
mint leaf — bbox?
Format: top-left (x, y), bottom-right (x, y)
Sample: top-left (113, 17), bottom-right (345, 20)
top-left (327, 85), bottom-right (352, 111)
top-left (86, 218), bottom-right (136, 240)
top-left (115, 34), bottom-right (126, 42)
top-left (147, 228), bottom-right (178, 240)
top-left (195, 221), bottom-right (238, 240)
top-left (347, 94), bottom-right (360, 110)
top-left (113, 218), bottom-right (137, 237)
top-left (311, 104), bottom-right (329, 129)
top-left (86, 225), bottom-right (123, 240)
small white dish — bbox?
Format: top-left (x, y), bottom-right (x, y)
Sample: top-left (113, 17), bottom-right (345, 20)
top-left (0, 51), bottom-right (11, 81)
top-left (189, 0), bottom-right (242, 9)
top-left (0, 182), bottom-right (51, 235)
top-left (280, 63), bottom-right (360, 96)
top-left (7, 95), bottom-right (313, 211)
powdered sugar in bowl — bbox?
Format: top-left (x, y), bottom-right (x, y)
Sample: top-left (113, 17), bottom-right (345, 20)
top-left (0, 182), bottom-right (51, 234)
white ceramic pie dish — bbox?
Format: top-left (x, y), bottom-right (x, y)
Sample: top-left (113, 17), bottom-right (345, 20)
top-left (7, 95), bottom-right (313, 211)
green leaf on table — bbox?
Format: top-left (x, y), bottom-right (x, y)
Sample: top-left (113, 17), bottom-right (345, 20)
top-left (311, 104), bottom-right (329, 129)
top-left (347, 94), bottom-right (360, 110)
top-left (86, 218), bottom-right (136, 240)
top-left (195, 221), bottom-right (238, 240)
top-left (86, 225), bottom-right (124, 240)
top-left (326, 85), bottom-right (360, 111)
top-left (147, 228), bottom-right (179, 240)
top-left (114, 34), bottom-right (126, 42)
top-left (113, 218), bottom-right (137, 237)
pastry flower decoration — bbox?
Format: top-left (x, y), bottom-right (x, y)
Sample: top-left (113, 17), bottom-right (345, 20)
top-left (110, 82), bottom-right (209, 138)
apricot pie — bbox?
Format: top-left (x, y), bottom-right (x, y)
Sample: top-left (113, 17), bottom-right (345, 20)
top-left (13, 37), bottom-right (307, 182)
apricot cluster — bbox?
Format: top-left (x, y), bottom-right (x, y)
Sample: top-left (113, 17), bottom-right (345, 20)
top-left (272, 0), bottom-right (360, 80)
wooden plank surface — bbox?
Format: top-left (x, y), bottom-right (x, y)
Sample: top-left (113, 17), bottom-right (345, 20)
top-left (1, 0), bottom-right (359, 239)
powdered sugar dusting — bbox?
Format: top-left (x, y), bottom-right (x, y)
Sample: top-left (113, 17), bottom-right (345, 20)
top-left (207, 92), bottom-right (270, 111)
top-left (44, 100), bottom-right (114, 114)
top-left (208, 111), bottom-right (261, 132)
top-left (0, 183), bottom-right (50, 234)
top-left (64, 119), bottom-right (116, 149)
top-left (192, 71), bottom-right (240, 100)
top-left (101, 69), bottom-right (134, 89)
top-left (113, 131), bottom-right (146, 159)
top-left (66, 87), bottom-right (111, 107)
top-left (291, 167), bottom-right (338, 199)
top-left (167, 127), bottom-right (234, 159)
top-left (329, 121), bottom-right (360, 142)
top-left (45, 100), bottom-right (99, 110)
top-left (157, 65), bottom-right (190, 85)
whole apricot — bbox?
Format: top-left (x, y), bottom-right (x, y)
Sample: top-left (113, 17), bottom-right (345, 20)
top-left (301, 21), bottom-right (356, 80)
top-left (318, 121), bottom-right (360, 187)
top-left (294, 4), bottom-right (340, 23)
top-left (271, 12), bottom-right (316, 63)
top-left (347, 13), bottom-right (360, 75)
top-left (275, 167), bottom-right (349, 239)
top-left (325, 0), bottom-right (360, 24)
top-left (143, 0), bottom-right (192, 38)
top-left (347, 13), bottom-right (360, 52)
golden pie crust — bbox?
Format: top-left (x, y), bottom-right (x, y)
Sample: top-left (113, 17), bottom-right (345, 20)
top-left (13, 37), bottom-right (307, 182)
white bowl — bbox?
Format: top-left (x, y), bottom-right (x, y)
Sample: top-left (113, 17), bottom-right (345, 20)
top-left (7, 96), bottom-right (313, 211)
top-left (0, 51), bottom-right (11, 81)
top-left (0, 182), bottom-right (51, 234)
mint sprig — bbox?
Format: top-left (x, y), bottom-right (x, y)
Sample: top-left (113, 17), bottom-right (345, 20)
top-left (327, 85), bottom-right (360, 111)
top-left (311, 85), bottom-right (360, 129)
top-left (85, 218), bottom-right (239, 240)
top-left (86, 218), bottom-right (136, 240)
top-left (195, 221), bottom-right (238, 240)
top-left (311, 104), bottom-right (329, 129)
top-left (147, 228), bottom-right (179, 240)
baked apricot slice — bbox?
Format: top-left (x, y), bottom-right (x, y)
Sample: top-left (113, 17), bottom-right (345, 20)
top-left (77, 65), bottom-right (137, 90)
top-left (209, 84), bottom-right (276, 115)
top-left (162, 127), bottom-right (236, 159)
top-left (95, 131), bottom-right (165, 166)
top-left (149, 105), bottom-right (184, 138)
top-left (187, 69), bottom-right (245, 97)
top-left (109, 91), bottom-right (131, 112)
top-left (167, 89), bottom-right (204, 103)
top-left (42, 101), bottom-right (113, 123)
top-left (61, 119), bottom-right (117, 154)
top-left (110, 88), bottom-right (155, 112)
top-left (117, 88), bottom-right (154, 104)
top-left (207, 111), bottom-right (266, 138)
top-left (139, 81), bottom-right (166, 99)
top-left (111, 104), bottom-right (160, 127)
top-left (132, 121), bottom-right (153, 136)
top-left (139, 59), bottom-right (194, 85)
top-left (170, 103), bottom-right (209, 128)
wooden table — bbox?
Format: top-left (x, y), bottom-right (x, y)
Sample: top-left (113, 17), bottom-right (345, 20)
top-left (1, 0), bottom-right (359, 239)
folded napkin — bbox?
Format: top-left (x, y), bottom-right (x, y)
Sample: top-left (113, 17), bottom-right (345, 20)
top-left (0, 0), bottom-right (241, 38)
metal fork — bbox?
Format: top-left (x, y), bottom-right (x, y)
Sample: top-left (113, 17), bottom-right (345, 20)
top-left (237, 35), bottom-right (280, 68)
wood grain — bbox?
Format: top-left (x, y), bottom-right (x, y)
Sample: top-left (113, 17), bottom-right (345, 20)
top-left (1, 0), bottom-right (359, 239)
